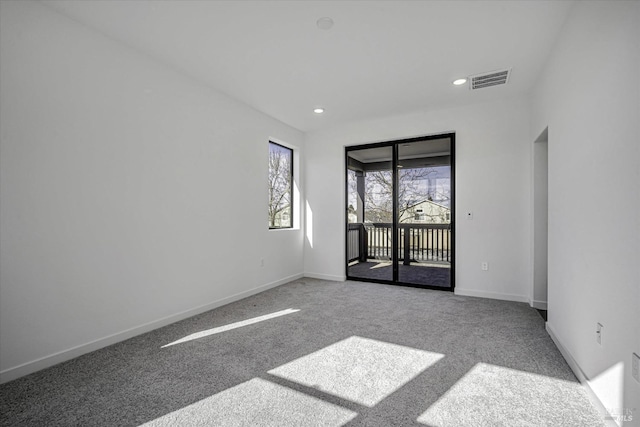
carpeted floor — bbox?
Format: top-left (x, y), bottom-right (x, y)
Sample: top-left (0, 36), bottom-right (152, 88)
top-left (0, 278), bottom-right (604, 426)
top-left (348, 262), bottom-right (451, 288)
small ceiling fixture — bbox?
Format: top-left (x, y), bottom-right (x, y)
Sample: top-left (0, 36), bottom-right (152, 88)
top-left (313, 107), bottom-right (325, 114)
top-left (317, 17), bottom-right (334, 30)
top-left (452, 78), bottom-right (467, 86)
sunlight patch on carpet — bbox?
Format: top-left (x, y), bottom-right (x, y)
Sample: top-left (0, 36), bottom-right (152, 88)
top-left (268, 336), bottom-right (444, 407)
top-left (139, 378), bottom-right (356, 426)
top-left (162, 309), bottom-right (300, 348)
top-left (417, 363), bottom-right (602, 426)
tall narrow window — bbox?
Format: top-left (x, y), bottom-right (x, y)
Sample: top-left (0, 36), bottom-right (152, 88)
top-left (268, 141), bottom-right (293, 229)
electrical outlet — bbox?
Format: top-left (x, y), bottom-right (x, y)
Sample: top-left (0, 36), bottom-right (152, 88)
top-left (596, 323), bottom-right (603, 345)
top-left (481, 262), bottom-right (489, 271)
top-left (632, 352), bottom-right (640, 383)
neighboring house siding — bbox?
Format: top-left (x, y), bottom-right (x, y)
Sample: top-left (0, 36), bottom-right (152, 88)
top-left (400, 200), bottom-right (450, 224)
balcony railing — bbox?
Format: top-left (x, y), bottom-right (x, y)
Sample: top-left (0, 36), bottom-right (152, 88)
top-left (348, 223), bottom-right (451, 264)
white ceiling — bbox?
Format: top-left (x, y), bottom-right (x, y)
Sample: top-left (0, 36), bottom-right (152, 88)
top-left (43, 0), bottom-right (574, 132)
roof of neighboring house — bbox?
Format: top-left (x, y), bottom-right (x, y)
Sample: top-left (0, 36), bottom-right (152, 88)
top-left (404, 199), bottom-right (450, 211)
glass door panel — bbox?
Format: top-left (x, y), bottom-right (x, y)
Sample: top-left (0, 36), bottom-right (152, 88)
top-left (346, 146), bottom-right (393, 282)
top-left (397, 139), bottom-right (452, 287)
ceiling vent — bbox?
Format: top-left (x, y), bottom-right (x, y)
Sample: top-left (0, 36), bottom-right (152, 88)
top-left (470, 69), bottom-right (511, 90)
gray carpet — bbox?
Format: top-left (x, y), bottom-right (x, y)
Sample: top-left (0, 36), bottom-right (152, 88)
top-left (0, 278), bottom-right (604, 426)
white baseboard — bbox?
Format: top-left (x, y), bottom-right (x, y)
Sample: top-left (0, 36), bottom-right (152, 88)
top-left (454, 288), bottom-right (529, 303)
top-left (546, 323), bottom-right (617, 427)
top-left (530, 299), bottom-right (548, 310)
top-left (303, 272), bottom-right (346, 282)
top-left (0, 273), bottom-right (303, 384)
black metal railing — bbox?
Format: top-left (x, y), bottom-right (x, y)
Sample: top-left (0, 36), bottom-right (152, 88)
top-left (347, 223), bottom-right (367, 262)
top-left (349, 222), bottom-right (450, 264)
top-left (398, 223), bottom-right (451, 264)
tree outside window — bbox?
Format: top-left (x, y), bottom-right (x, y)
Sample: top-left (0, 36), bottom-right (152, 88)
top-left (268, 142), bottom-right (293, 228)
top-left (363, 167), bottom-right (450, 223)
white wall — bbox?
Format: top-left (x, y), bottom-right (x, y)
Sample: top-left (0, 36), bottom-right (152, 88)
top-left (304, 98), bottom-right (532, 302)
top-left (531, 1), bottom-right (640, 423)
top-left (0, 0), bottom-right (304, 382)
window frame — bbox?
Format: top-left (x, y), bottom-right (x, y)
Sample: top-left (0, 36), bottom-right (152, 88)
top-left (268, 141), bottom-right (294, 230)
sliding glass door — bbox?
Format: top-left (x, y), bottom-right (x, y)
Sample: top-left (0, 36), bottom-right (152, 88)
top-left (345, 134), bottom-right (454, 290)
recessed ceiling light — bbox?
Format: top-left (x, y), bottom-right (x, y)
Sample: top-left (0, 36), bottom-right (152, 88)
top-left (453, 78), bottom-right (468, 86)
top-left (314, 108), bottom-right (324, 114)
top-left (317, 17), bottom-right (334, 30)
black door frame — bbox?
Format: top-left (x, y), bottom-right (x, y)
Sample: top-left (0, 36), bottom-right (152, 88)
top-left (344, 132), bottom-right (455, 291)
